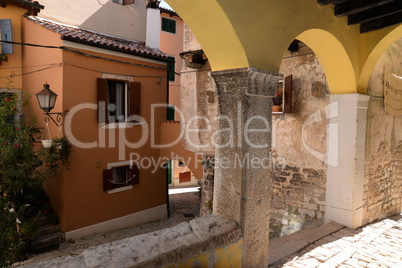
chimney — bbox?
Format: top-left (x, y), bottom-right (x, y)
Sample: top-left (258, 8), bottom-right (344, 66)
top-left (146, 0), bottom-right (161, 50)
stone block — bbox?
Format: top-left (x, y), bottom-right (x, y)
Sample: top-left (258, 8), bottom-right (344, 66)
top-left (301, 221), bottom-right (344, 244)
top-left (189, 214), bottom-right (238, 242)
top-left (269, 239), bottom-right (309, 264)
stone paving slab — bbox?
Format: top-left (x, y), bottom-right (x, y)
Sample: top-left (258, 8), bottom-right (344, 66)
top-left (269, 214), bottom-right (402, 268)
top-left (269, 221), bottom-right (344, 265)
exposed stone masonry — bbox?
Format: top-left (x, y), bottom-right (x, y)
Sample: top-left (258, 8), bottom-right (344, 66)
top-left (363, 98), bottom-right (402, 224)
top-left (270, 165), bottom-right (326, 239)
top-left (199, 156), bottom-right (214, 216)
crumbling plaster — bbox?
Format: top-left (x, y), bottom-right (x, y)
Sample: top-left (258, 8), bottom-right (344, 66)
top-left (363, 38), bottom-right (402, 224)
top-left (270, 42), bottom-right (329, 238)
top-left (180, 24), bottom-right (217, 156)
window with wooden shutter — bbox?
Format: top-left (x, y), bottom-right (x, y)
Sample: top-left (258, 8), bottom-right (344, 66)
top-left (167, 56), bottom-right (175, 81)
top-left (162, 18), bottom-right (176, 34)
top-left (112, 0), bottom-right (135, 5)
top-left (167, 105), bottom-right (175, 120)
top-left (97, 78), bottom-right (108, 123)
top-left (128, 82), bottom-right (141, 121)
top-left (179, 171), bottom-right (191, 183)
top-left (0, 19), bottom-right (13, 54)
top-left (283, 75), bottom-right (293, 114)
top-left (103, 165), bottom-right (139, 191)
top-left (97, 78), bottom-right (141, 123)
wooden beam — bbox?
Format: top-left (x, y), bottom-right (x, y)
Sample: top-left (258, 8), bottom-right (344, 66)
top-left (335, 0), bottom-right (393, 17)
top-left (360, 10), bottom-right (402, 33)
top-left (348, 1), bottom-right (402, 25)
top-left (317, 0), bottom-right (348, 6)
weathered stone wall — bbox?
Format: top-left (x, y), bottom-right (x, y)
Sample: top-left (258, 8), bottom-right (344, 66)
top-left (22, 215), bottom-right (240, 268)
top-left (271, 165), bottom-right (326, 238)
top-left (180, 24), bottom-right (217, 218)
top-left (180, 24), bottom-right (217, 156)
top-left (363, 39), bottom-right (402, 224)
top-left (199, 156), bottom-right (214, 216)
top-left (270, 43), bottom-right (329, 239)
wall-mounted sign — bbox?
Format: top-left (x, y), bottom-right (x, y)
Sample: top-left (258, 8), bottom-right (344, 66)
top-left (384, 68), bottom-right (402, 115)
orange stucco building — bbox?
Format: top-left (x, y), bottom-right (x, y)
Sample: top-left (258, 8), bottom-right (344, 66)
top-left (1, 0), bottom-right (202, 240)
top-left (21, 15), bottom-right (172, 239)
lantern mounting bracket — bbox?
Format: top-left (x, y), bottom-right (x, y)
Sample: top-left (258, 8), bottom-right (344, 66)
top-left (44, 112), bottom-right (62, 127)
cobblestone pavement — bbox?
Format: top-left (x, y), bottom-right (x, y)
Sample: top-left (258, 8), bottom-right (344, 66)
top-left (270, 214), bottom-right (402, 268)
top-left (16, 188), bottom-right (200, 267)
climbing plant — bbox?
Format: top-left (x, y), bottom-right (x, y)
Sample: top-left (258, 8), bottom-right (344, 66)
top-left (0, 80), bottom-right (72, 267)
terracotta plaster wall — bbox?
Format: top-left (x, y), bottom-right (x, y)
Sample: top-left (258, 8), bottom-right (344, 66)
top-left (270, 43), bottom-right (329, 238)
top-left (159, 12), bottom-right (183, 111)
top-left (0, 5), bottom-right (26, 89)
top-left (159, 121), bottom-right (203, 179)
top-left (363, 38), bottom-right (402, 225)
top-left (22, 19), bottom-right (169, 232)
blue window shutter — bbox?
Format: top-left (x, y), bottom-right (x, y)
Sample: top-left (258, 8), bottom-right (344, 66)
top-left (0, 19), bottom-right (13, 54)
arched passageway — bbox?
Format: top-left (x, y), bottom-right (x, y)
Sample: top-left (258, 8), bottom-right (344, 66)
top-left (164, 0), bottom-right (402, 266)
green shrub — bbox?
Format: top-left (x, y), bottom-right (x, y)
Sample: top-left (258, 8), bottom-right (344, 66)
top-left (0, 84), bottom-right (71, 267)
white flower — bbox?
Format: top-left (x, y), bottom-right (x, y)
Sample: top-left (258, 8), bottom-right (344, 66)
top-left (16, 218), bottom-right (21, 224)
top-left (9, 208), bottom-right (14, 213)
top-left (25, 204), bottom-right (31, 207)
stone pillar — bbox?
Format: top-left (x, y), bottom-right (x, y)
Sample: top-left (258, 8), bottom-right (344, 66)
top-left (325, 93), bottom-right (370, 228)
top-left (210, 68), bottom-right (282, 267)
top-left (200, 156), bottom-right (214, 216)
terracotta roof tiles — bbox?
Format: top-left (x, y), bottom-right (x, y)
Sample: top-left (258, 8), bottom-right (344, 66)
top-left (2, 0), bottom-right (44, 14)
top-left (25, 16), bottom-right (169, 61)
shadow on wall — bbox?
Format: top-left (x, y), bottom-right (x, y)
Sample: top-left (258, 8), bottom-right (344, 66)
top-left (80, 0), bottom-right (147, 42)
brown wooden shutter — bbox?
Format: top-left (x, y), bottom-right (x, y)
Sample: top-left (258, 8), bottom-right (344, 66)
top-left (283, 75), bottom-right (293, 114)
top-left (123, 0), bottom-right (135, 4)
top-left (128, 82), bottom-right (141, 121)
top-left (179, 171), bottom-right (191, 183)
top-left (129, 165), bottom-right (139, 185)
top-left (97, 78), bottom-right (109, 123)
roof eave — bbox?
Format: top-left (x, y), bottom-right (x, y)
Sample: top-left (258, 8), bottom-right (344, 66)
top-left (61, 35), bottom-right (171, 64)
top-left (0, 0), bottom-right (44, 15)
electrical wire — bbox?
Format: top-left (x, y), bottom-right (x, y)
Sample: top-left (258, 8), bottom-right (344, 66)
top-left (0, 40), bottom-right (171, 71)
top-left (64, 63), bottom-right (167, 78)
top-left (0, 64), bottom-right (62, 79)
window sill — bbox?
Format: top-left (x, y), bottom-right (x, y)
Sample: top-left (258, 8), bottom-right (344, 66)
top-left (107, 185), bottom-right (133, 194)
top-left (101, 121), bottom-right (147, 129)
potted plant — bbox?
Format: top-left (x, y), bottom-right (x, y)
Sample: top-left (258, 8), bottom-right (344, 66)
top-left (41, 136), bottom-right (73, 175)
top-left (272, 80), bottom-right (283, 112)
top-left (0, 53), bottom-right (9, 65)
top-left (272, 92), bottom-right (282, 112)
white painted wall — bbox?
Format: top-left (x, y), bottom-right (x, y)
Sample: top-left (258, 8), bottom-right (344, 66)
top-left (37, 0), bottom-right (147, 42)
top-left (325, 93), bottom-right (369, 229)
top-left (146, 7), bottom-right (160, 50)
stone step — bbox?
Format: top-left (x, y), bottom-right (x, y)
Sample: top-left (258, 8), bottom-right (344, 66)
top-left (268, 221), bottom-right (344, 265)
top-left (36, 224), bottom-right (61, 237)
top-left (31, 232), bottom-right (64, 253)
top-left (32, 215), bottom-right (49, 226)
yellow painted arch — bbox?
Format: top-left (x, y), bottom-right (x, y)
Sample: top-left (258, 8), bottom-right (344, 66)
top-left (296, 29), bottom-right (356, 94)
top-left (166, 0), bottom-right (249, 71)
top-left (166, 0), bottom-right (402, 94)
top-left (359, 24), bottom-right (402, 93)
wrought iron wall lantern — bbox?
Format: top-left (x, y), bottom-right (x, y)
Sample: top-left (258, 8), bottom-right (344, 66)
top-left (35, 83), bottom-right (62, 127)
